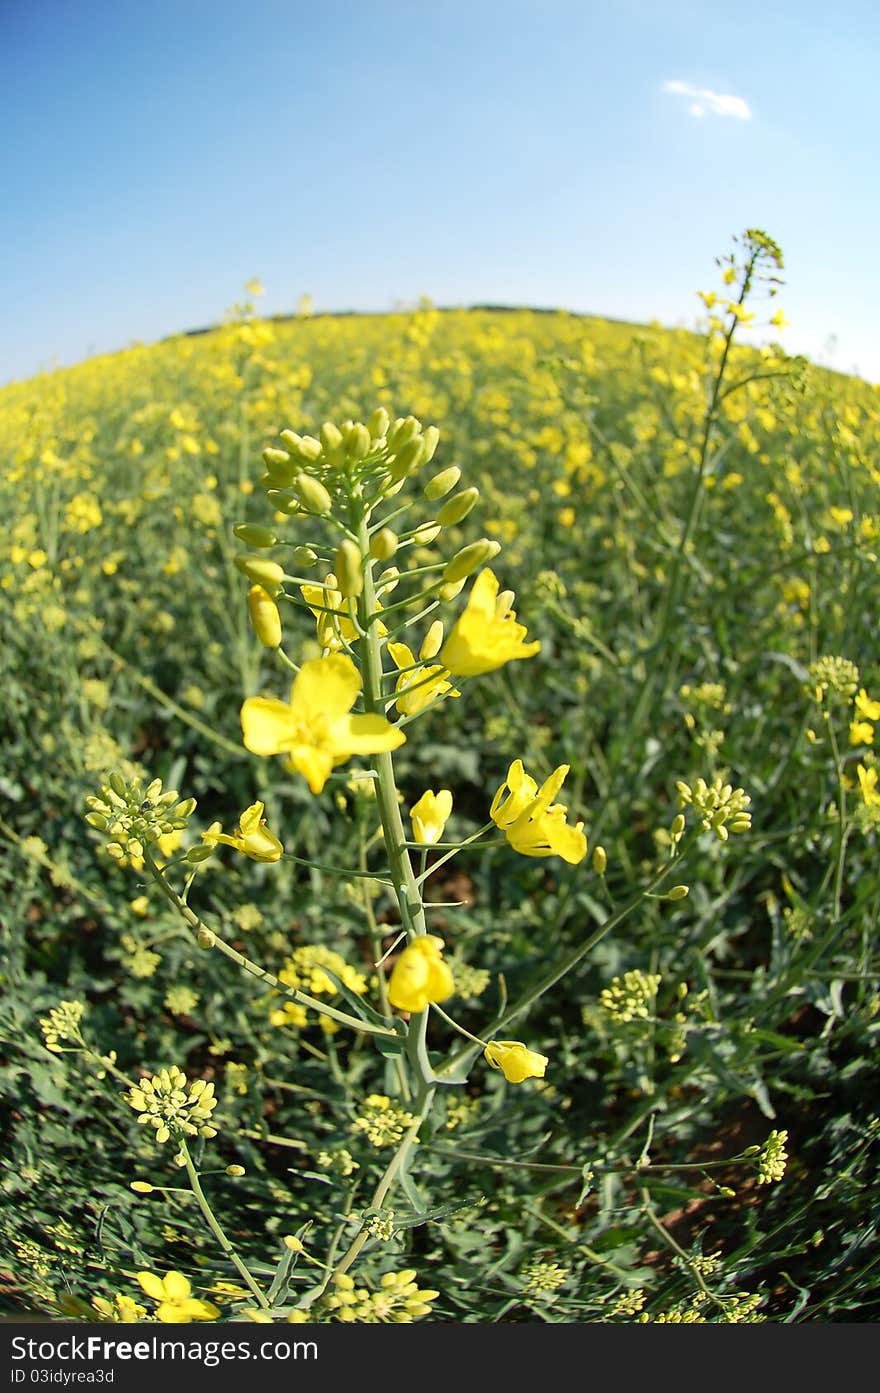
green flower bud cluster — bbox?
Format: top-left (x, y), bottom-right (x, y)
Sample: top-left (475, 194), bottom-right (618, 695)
top-left (39, 1000), bottom-right (86, 1052)
top-left (320, 1269), bottom-right (439, 1323)
top-left (350, 1093), bottom-right (419, 1148)
top-left (755, 1128), bottom-right (789, 1185)
top-left (598, 970), bottom-right (661, 1024)
top-left (125, 1065), bottom-right (218, 1145)
top-left (257, 410), bottom-right (439, 519)
top-left (85, 775), bottom-right (196, 863)
top-left (521, 1261), bottom-right (569, 1295)
top-left (675, 776), bottom-right (752, 841)
top-left (809, 654), bottom-right (860, 702)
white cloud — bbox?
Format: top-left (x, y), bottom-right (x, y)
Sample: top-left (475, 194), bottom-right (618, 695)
top-left (662, 79), bottom-right (751, 120)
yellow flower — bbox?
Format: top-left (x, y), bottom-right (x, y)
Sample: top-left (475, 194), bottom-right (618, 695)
top-left (136, 1270), bottom-right (221, 1322)
top-left (388, 935), bottom-right (454, 1013)
top-left (855, 689), bottom-right (880, 720)
top-left (857, 763), bottom-right (880, 806)
top-left (387, 641), bottom-right (460, 715)
top-left (301, 580), bottom-right (387, 651)
top-left (483, 1040), bottom-right (549, 1083)
top-left (849, 720), bottom-right (874, 747)
top-left (91, 1294), bottom-right (147, 1323)
top-left (490, 760), bottom-right (587, 863)
top-left (410, 789), bottom-right (453, 845)
top-left (202, 801), bottom-right (283, 862)
top-left (241, 653), bottom-right (405, 794)
top-left (439, 569), bottom-right (541, 676)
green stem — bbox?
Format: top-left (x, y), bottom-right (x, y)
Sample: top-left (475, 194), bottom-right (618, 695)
top-left (180, 1140), bottom-right (269, 1309)
top-left (143, 851), bottom-right (397, 1040)
top-left (439, 841), bottom-right (691, 1076)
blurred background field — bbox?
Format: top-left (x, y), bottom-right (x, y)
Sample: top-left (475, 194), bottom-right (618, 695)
top-left (2, 287), bottom-right (879, 1321)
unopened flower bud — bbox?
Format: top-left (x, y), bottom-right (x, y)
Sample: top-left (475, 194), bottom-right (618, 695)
top-left (420, 620), bottom-right (444, 660)
top-left (368, 407), bottom-right (390, 440)
top-left (442, 539), bottom-right (502, 584)
top-left (185, 844), bottom-right (215, 864)
top-left (387, 416), bottom-right (420, 451)
top-left (260, 448), bottom-right (294, 484)
top-left (345, 423), bottom-right (371, 461)
top-left (334, 540), bottom-right (364, 598)
top-left (412, 521), bottom-right (441, 545)
top-left (234, 555), bottom-right (285, 595)
top-left (197, 928), bottom-right (216, 949)
top-left (234, 523), bottom-right (278, 548)
top-left (291, 546), bottom-right (318, 568)
top-left (283, 1235), bottom-right (306, 1253)
top-left (293, 473), bottom-right (332, 515)
top-left (389, 436), bottom-right (426, 481)
top-left (666, 884), bottom-right (690, 900)
top-left (226, 1164), bottom-right (246, 1177)
top-left (425, 466), bottom-right (461, 500)
top-left (320, 422), bottom-right (344, 463)
top-left (437, 487), bottom-right (479, 527)
top-left (130, 1181), bottom-right (154, 1194)
top-left (248, 584), bottom-right (283, 648)
top-left (175, 797), bottom-right (197, 819)
top-left (377, 566), bottom-right (400, 594)
top-left (421, 425), bottom-right (439, 462)
top-left (439, 578), bottom-right (466, 602)
top-left (370, 527), bottom-right (398, 560)
top-left (266, 489), bottom-right (300, 514)
top-left (291, 435), bottom-right (322, 463)
top-left (592, 846), bottom-right (607, 875)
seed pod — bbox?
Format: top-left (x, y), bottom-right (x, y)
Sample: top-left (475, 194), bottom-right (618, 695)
top-left (437, 487), bottom-right (479, 527)
top-left (248, 584), bottom-right (283, 647)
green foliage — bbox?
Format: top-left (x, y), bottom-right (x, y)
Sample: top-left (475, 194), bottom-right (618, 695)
top-left (2, 247), bottom-right (879, 1323)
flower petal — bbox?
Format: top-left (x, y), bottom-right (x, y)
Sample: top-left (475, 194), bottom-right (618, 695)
top-left (241, 697), bottom-right (299, 755)
top-left (163, 1271), bottom-right (192, 1301)
top-left (330, 713), bottom-right (406, 756)
top-left (294, 653), bottom-right (360, 720)
top-left (136, 1271), bottom-right (166, 1301)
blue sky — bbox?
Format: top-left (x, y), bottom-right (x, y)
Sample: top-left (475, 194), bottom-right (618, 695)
top-left (2, 0), bottom-right (879, 385)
